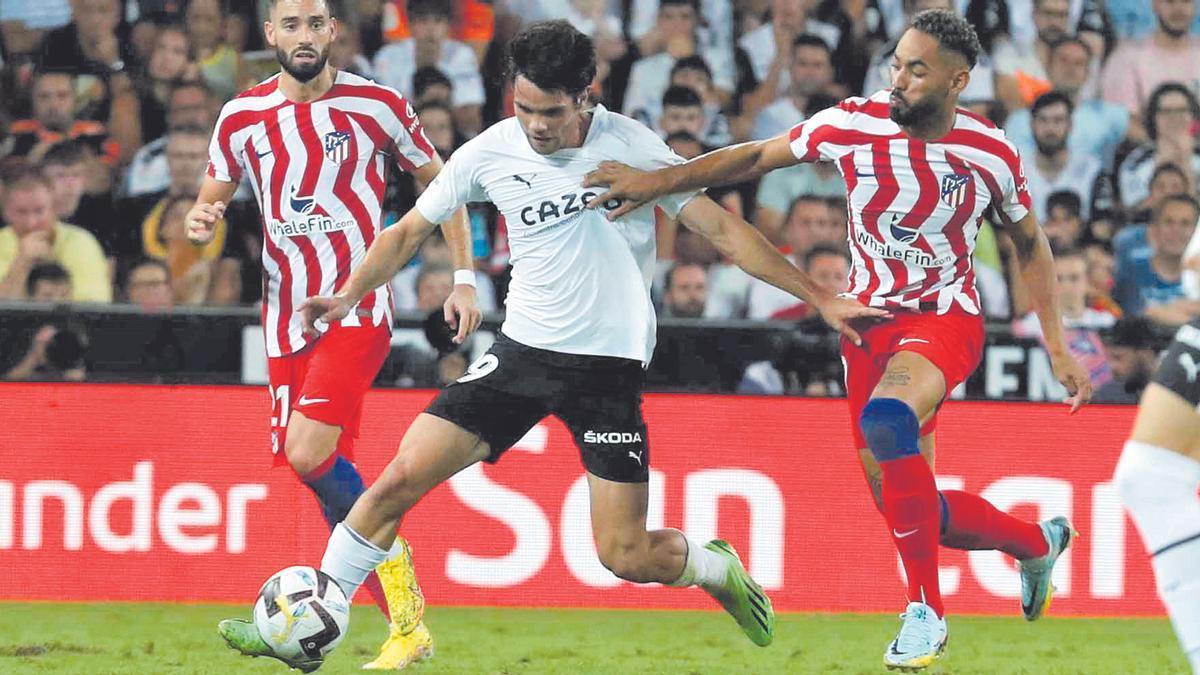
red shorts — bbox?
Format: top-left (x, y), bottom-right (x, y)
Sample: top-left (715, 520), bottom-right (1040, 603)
top-left (842, 310), bottom-right (985, 449)
top-left (267, 323), bottom-right (391, 467)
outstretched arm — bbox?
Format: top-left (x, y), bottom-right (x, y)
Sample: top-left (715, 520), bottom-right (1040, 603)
top-left (297, 206), bottom-right (439, 336)
top-left (583, 134), bottom-right (800, 220)
top-left (1004, 210), bottom-right (1093, 412)
top-left (676, 196), bottom-right (890, 344)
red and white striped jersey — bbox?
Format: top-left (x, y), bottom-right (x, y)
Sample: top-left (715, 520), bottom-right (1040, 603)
top-left (788, 90), bottom-right (1032, 315)
top-left (207, 71), bottom-right (435, 357)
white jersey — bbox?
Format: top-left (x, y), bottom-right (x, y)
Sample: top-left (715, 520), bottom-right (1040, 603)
top-left (416, 105), bottom-right (696, 364)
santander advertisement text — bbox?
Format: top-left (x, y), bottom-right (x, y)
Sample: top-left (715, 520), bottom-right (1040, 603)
top-left (0, 384), bottom-right (1160, 616)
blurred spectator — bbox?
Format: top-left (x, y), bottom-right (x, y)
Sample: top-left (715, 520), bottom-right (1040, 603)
top-left (0, 1), bottom-right (72, 56)
top-left (623, 0), bottom-right (734, 124)
top-left (123, 257), bottom-right (174, 310)
top-left (42, 140), bottom-right (118, 252)
top-left (1114, 193), bottom-right (1200, 326)
top-left (187, 0), bottom-right (240, 100)
top-left (627, 0), bottom-right (734, 68)
top-left (1014, 245), bottom-right (1118, 335)
top-left (993, 0), bottom-right (1066, 110)
top-left (123, 82), bottom-right (220, 198)
top-left (660, 262), bottom-right (708, 318)
top-left (412, 66), bottom-right (453, 107)
top-left (657, 86), bottom-right (707, 139)
top-left (739, 0), bottom-right (862, 113)
top-left (563, 0), bottom-right (626, 92)
top-left (1004, 37), bottom-right (1130, 168)
top-left (26, 261), bottom-right (72, 301)
top-left (328, 15), bottom-right (374, 78)
top-left (751, 34), bottom-right (832, 141)
top-left (1114, 162), bottom-right (1193, 278)
top-left (417, 102), bottom-right (457, 158)
top-left (746, 197), bottom-right (843, 320)
top-left (1102, 0), bottom-right (1200, 125)
top-left (669, 57), bottom-right (732, 146)
top-left (38, 0), bottom-right (135, 126)
top-left (0, 168), bottom-right (110, 302)
top-left (373, 0), bottom-right (484, 138)
top-left (2, 322), bottom-right (88, 381)
top-left (132, 195), bottom-right (241, 305)
top-left (133, 22), bottom-right (200, 146)
top-left (1108, 0), bottom-right (1200, 40)
top-left (390, 230), bottom-right (497, 314)
top-left (864, 0), bottom-right (998, 106)
top-left (2, 70), bottom-right (120, 189)
top-left (383, 0), bottom-right (494, 63)
top-left (1094, 317), bottom-right (1159, 403)
top-left (1041, 190), bottom-right (1085, 249)
top-left (1083, 242), bottom-right (1124, 317)
top-left (1116, 84), bottom-right (1200, 212)
top-left (388, 262), bottom-right (464, 388)
top-left (1022, 91), bottom-right (1106, 221)
top-left (755, 244), bottom-right (850, 321)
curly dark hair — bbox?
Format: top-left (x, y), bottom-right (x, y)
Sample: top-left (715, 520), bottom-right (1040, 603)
top-left (1145, 82), bottom-right (1200, 141)
top-left (910, 9), bottom-right (981, 69)
top-left (505, 20), bottom-right (596, 97)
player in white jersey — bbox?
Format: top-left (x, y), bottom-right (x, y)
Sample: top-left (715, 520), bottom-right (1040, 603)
top-left (219, 20), bottom-right (888, 670)
top-left (191, 1), bottom-right (481, 671)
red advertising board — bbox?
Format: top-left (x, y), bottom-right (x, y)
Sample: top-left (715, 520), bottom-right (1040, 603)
top-left (0, 383), bottom-right (1161, 616)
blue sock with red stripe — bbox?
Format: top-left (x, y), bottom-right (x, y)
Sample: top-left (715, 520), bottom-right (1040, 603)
top-left (302, 455), bottom-right (391, 619)
top-left (861, 397), bottom-right (944, 616)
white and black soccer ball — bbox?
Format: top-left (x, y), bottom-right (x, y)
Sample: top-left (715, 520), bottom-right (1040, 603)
top-left (253, 566), bottom-right (350, 662)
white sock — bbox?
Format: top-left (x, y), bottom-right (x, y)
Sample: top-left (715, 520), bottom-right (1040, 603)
top-left (667, 533), bottom-right (729, 590)
top-left (1114, 441), bottom-right (1200, 662)
top-left (321, 523), bottom-right (388, 599)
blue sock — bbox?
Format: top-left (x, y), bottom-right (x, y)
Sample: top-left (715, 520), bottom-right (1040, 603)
top-left (304, 456), bottom-right (367, 529)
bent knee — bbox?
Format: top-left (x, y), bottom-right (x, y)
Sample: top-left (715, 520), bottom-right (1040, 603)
top-left (597, 537), bottom-right (650, 581)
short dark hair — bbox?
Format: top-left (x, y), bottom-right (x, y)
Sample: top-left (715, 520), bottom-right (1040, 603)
top-left (413, 66), bottom-right (452, 98)
top-left (406, 0), bottom-right (451, 20)
top-left (670, 55), bottom-right (712, 80)
top-left (910, 9), bottom-right (981, 69)
top-left (1151, 162), bottom-right (1189, 187)
top-left (804, 243), bottom-right (849, 270)
top-left (1031, 89), bottom-right (1074, 118)
top-left (41, 140), bottom-right (88, 168)
top-left (415, 262), bottom-right (453, 294)
top-left (1046, 190), bottom-right (1082, 218)
top-left (27, 261), bottom-right (70, 296)
top-left (2, 166), bottom-right (54, 194)
top-left (1155, 193), bottom-right (1200, 223)
top-left (1048, 35), bottom-right (1093, 61)
top-left (662, 85), bottom-right (702, 109)
top-left (659, 0), bottom-right (699, 12)
top-left (664, 262), bottom-right (704, 292)
top-left (1146, 82), bottom-right (1200, 141)
top-left (1106, 317), bottom-right (1156, 350)
top-left (805, 93), bottom-right (839, 117)
top-left (1049, 242), bottom-right (1084, 260)
top-left (170, 80), bottom-right (213, 102)
top-left (787, 194), bottom-right (831, 219)
top-left (791, 33), bottom-right (832, 58)
top-left (506, 20), bottom-right (596, 97)
top-left (123, 258), bottom-right (171, 293)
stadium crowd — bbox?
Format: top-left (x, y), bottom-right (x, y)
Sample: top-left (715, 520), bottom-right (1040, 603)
top-left (0, 0), bottom-right (1194, 397)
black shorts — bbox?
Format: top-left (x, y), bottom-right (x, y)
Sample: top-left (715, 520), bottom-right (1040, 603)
top-left (425, 333), bottom-right (650, 482)
top-left (1152, 322), bottom-right (1200, 407)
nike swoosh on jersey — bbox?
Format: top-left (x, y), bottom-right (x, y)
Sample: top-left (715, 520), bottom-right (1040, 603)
top-left (297, 396), bottom-right (330, 406)
top-left (893, 528), bottom-right (919, 539)
top-left (898, 338), bottom-right (930, 346)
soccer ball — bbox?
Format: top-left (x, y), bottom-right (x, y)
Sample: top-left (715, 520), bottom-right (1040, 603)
top-left (253, 566), bottom-right (350, 662)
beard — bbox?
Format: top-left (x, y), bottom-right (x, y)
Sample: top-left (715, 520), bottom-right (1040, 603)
top-left (888, 93), bottom-right (942, 127)
top-left (1159, 14), bottom-right (1191, 39)
top-left (277, 44), bottom-right (329, 82)
top-left (1035, 137), bottom-right (1067, 157)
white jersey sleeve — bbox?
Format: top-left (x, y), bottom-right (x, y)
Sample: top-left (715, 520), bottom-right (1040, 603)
top-left (206, 102), bottom-right (245, 183)
top-left (786, 99), bottom-right (861, 163)
top-left (993, 140), bottom-right (1033, 225)
top-left (414, 146), bottom-right (485, 224)
top-left (621, 121), bottom-right (698, 218)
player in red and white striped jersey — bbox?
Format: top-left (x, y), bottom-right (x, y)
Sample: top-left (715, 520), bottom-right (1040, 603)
top-left (188, 1), bottom-right (480, 670)
top-left (586, 9), bottom-right (1093, 670)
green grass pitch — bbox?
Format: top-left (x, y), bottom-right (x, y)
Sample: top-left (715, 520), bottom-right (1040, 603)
top-left (0, 603), bottom-right (1185, 674)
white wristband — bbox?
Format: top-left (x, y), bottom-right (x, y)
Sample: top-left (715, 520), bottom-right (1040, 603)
top-left (453, 269), bottom-right (476, 287)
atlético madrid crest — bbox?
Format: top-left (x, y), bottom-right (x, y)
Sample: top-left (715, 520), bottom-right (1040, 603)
top-left (940, 173), bottom-right (971, 207)
top-left (324, 130), bottom-right (351, 164)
